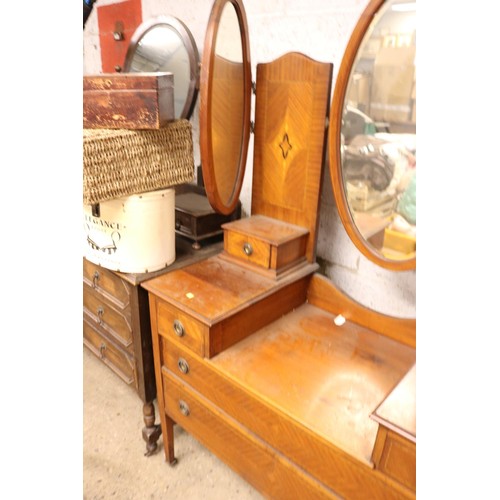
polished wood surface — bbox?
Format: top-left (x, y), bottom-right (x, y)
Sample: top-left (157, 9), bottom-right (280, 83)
top-left (252, 52), bottom-right (333, 263)
top-left (371, 364), bottom-right (416, 440)
top-left (212, 302), bottom-right (415, 465)
top-left (143, 254), bottom-right (316, 324)
top-left (308, 273), bottom-right (416, 349)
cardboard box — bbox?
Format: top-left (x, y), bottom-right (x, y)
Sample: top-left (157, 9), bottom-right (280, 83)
top-left (370, 46), bottom-right (415, 123)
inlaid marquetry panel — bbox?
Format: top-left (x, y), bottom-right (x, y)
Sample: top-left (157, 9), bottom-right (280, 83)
top-left (252, 52), bottom-right (333, 263)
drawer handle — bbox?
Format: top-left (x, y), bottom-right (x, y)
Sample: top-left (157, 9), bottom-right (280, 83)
top-left (179, 400), bottom-right (190, 417)
top-left (243, 242), bottom-right (253, 256)
top-left (97, 306), bottom-right (104, 325)
top-left (92, 271), bottom-right (100, 289)
top-left (173, 319), bottom-right (185, 337)
top-left (99, 342), bottom-right (106, 359)
top-left (177, 358), bottom-right (189, 375)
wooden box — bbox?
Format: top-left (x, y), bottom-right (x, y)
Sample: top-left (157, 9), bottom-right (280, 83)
top-left (175, 184), bottom-right (241, 250)
top-left (220, 215), bottom-right (309, 279)
top-left (83, 72), bottom-right (175, 129)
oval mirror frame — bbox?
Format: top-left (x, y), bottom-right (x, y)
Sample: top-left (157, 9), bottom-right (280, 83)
top-left (123, 15), bottom-right (200, 120)
top-left (329, 0), bottom-right (416, 271)
top-left (199, 0), bottom-right (252, 215)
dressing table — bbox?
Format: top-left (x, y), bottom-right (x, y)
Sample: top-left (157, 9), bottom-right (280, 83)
top-left (143, 0), bottom-right (416, 497)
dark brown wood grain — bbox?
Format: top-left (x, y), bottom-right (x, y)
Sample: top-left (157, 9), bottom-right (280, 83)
top-left (83, 72), bottom-right (174, 129)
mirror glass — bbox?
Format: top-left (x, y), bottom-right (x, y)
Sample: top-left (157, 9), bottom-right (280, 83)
top-left (123, 16), bottom-right (200, 119)
top-left (200, 0), bottom-right (251, 215)
top-left (330, 0), bottom-right (416, 270)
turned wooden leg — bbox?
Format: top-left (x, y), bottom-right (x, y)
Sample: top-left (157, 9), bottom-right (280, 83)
top-left (142, 401), bottom-right (162, 457)
top-left (163, 414), bottom-right (177, 466)
top-left (192, 241), bottom-right (201, 250)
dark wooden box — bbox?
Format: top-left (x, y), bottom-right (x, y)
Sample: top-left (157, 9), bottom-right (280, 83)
top-left (83, 72), bottom-right (174, 129)
top-left (175, 184), bottom-right (241, 249)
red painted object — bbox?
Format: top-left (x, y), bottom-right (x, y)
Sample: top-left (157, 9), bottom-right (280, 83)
top-left (96, 0), bottom-right (142, 73)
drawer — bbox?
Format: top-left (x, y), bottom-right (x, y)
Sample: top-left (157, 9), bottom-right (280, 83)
top-left (225, 230), bottom-right (271, 268)
top-left (83, 258), bottom-right (132, 309)
top-left (221, 215), bottom-right (309, 278)
top-left (83, 281), bottom-right (133, 349)
top-left (83, 313), bottom-right (137, 388)
top-left (156, 300), bottom-right (207, 357)
top-left (162, 371), bottom-right (337, 500)
top-left (372, 426), bottom-right (416, 491)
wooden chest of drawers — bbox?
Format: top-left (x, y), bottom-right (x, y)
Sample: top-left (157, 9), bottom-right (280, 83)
top-left (83, 236), bottom-right (223, 455)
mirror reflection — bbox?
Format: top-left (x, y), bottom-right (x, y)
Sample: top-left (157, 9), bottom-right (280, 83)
top-left (341, 0), bottom-right (416, 262)
top-left (124, 16), bottom-right (199, 119)
top-left (210, 2), bottom-right (246, 207)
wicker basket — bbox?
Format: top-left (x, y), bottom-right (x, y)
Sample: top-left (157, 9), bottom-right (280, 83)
top-left (83, 119), bottom-right (194, 205)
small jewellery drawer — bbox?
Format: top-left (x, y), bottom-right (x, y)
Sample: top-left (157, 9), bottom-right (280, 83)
top-left (156, 300), bottom-right (207, 357)
top-left (83, 258), bottom-right (131, 309)
top-left (222, 215), bottom-right (309, 277)
top-left (225, 231), bottom-right (271, 269)
top-left (83, 313), bottom-right (137, 388)
top-left (83, 282), bottom-right (133, 349)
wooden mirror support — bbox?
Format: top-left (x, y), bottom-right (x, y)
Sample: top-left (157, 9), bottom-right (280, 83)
top-left (199, 0), bottom-right (252, 215)
top-left (329, 0), bottom-right (416, 271)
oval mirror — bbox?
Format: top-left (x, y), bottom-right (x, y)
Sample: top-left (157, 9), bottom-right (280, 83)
top-left (123, 16), bottom-right (200, 120)
top-left (200, 0), bottom-right (252, 215)
top-left (329, 0), bottom-right (416, 270)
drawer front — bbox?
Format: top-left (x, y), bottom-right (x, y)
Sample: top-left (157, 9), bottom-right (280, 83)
top-left (83, 258), bottom-right (132, 309)
top-left (160, 337), bottom-right (411, 500)
top-left (83, 313), bottom-right (137, 389)
top-left (225, 230), bottom-right (271, 269)
top-left (174, 209), bottom-right (195, 236)
top-left (162, 371), bottom-right (337, 500)
top-left (83, 282), bottom-right (133, 349)
top-left (372, 427), bottom-right (416, 491)
top-left (156, 300), bottom-right (207, 357)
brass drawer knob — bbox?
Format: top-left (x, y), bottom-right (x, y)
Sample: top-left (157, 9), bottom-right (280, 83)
top-left (177, 358), bottom-right (190, 374)
top-left (243, 242), bottom-right (253, 256)
top-left (97, 306), bottom-right (104, 325)
top-left (99, 342), bottom-right (106, 359)
top-left (173, 319), bottom-right (185, 337)
top-left (92, 271), bottom-right (100, 289)
top-left (179, 400), bottom-right (190, 417)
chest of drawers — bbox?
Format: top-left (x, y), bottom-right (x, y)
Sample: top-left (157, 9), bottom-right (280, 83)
top-left (83, 236), bottom-right (222, 455)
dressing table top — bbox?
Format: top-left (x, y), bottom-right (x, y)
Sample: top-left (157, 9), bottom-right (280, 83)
top-left (210, 302), bottom-right (416, 465)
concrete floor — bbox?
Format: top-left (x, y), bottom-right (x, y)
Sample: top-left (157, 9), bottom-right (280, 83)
top-left (83, 347), bottom-right (263, 499)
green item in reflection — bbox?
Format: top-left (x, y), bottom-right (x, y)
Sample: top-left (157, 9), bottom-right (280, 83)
top-left (397, 170), bottom-right (416, 225)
